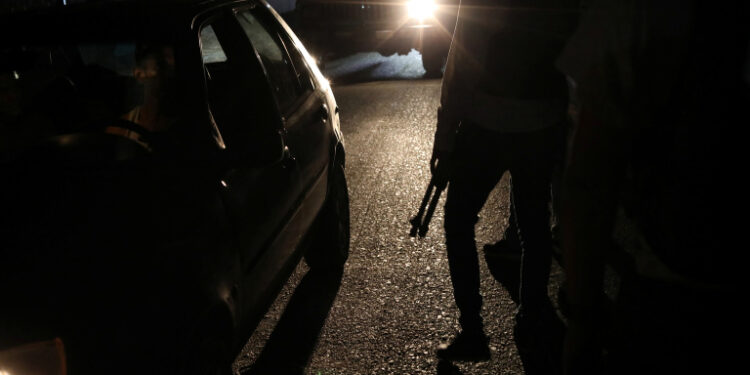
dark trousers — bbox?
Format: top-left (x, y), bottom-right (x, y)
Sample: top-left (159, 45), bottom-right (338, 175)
top-left (444, 122), bottom-right (557, 331)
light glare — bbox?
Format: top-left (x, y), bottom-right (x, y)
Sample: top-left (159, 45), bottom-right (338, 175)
top-left (408, 0), bottom-right (436, 20)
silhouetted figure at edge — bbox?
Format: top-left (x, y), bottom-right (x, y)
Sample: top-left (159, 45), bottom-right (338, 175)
top-left (557, 0), bottom-right (747, 373)
top-left (431, 0), bottom-right (578, 361)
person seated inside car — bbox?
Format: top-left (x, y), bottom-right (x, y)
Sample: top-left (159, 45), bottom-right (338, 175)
top-left (119, 44), bottom-right (178, 133)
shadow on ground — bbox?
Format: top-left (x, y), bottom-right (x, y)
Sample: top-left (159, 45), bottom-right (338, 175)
top-left (483, 243), bottom-right (567, 375)
top-left (240, 266), bottom-right (343, 375)
top-left (436, 359), bottom-right (464, 375)
top-left (483, 246), bottom-right (521, 305)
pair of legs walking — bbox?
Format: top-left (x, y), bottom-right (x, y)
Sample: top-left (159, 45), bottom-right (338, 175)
top-left (438, 122), bottom-right (556, 359)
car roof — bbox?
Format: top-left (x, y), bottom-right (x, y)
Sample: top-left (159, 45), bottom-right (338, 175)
top-left (0, 0), bottom-right (260, 43)
top-left (1, 0), bottom-right (251, 15)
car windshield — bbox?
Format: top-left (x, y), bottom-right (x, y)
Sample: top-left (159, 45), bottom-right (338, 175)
top-left (0, 40), bottom-right (180, 157)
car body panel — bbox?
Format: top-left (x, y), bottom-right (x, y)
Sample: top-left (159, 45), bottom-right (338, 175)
top-left (0, 0), bottom-right (345, 371)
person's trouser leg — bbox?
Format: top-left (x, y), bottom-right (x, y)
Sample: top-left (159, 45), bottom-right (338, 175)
top-left (510, 127), bottom-right (556, 316)
top-left (443, 128), bottom-right (505, 333)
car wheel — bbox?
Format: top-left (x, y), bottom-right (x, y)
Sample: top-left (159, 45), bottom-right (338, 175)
top-left (305, 162), bottom-right (350, 269)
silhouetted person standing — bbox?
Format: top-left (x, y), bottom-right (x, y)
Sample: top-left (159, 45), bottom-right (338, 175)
top-left (557, 0), bottom-right (747, 373)
top-left (432, 0), bottom-right (578, 360)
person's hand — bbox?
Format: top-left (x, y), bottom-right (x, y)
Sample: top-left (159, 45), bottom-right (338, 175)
top-left (431, 105), bottom-right (459, 189)
top-left (430, 148), bottom-right (453, 189)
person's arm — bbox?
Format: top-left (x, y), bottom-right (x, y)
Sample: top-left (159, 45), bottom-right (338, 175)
top-left (430, 4), bottom-right (464, 183)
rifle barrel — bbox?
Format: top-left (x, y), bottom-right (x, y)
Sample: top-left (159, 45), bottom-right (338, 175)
top-left (418, 185), bottom-right (444, 237)
top-left (409, 180), bottom-right (435, 237)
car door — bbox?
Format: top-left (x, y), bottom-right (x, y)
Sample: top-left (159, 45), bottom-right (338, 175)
top-left (198, 4), bottom-right (329, 329)
top-left (233, 5), bottom-right (332, 225)
top-left (198, 11), bottom-right (301, 318)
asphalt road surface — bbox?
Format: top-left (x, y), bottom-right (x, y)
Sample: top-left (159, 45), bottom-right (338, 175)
top-left (233, 53), bottom-right (566, 375)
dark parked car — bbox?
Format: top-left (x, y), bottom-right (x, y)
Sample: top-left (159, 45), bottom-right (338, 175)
top-left (293, 0), bottom-right (457, 77)
top-left (0, 0), bottom-right (348, 373)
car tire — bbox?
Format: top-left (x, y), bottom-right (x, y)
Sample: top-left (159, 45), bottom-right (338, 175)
top-left (305, 162), bottom-right (350, 269)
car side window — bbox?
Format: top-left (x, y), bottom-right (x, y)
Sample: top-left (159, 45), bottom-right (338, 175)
top-left (235, 10), bottom-right (303, 113)
top-left (200, 21), bottom-right (238, 136)
top-left (200, 25), bottom-right (228, 64)
top-left (199, 17), bottom-right (277, 150)
top-left (275, 22), bottom-right (315, 93)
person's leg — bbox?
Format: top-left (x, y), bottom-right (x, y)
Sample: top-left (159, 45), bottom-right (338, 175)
top-left (438, 124), bottom-right (506, 361)
top-left (509, 127), bottom-right (562, 370)
top-left (444, 152), bottom-right (505, 333)
top-left (510, 127), bottom-right (556, 317)
top-left (550, 117), bottom-right (570, 242)
top-left (505, 188), bottom-right (520, 244)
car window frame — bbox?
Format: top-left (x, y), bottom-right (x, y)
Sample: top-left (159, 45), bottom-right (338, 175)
top-left (231, 4), bottom-right (315, 122)
top-left (274, 18), bottom-right (316, 94)
top-left (195, 11), bottom-right (239, 151)
top-left (195, 7), bottom-right (286, 152)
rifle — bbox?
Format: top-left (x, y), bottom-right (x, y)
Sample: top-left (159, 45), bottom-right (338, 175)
top-left (409, 175), bottom-right (447, 238)
top-left (412, 107), bottom-right (459, 238)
